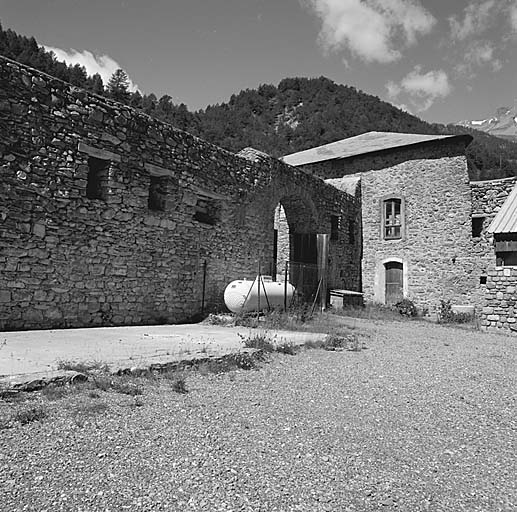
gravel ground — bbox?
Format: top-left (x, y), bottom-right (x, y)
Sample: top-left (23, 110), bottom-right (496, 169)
top-left (1, 318), bottom-right (516, 511)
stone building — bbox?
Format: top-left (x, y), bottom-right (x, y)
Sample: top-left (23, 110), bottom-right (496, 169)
top-left (283, 131), bottom-right (480, 313)
top-left (471, 177), bottom-right (517, 330)
top-left (0, 57), bottom-right (360, 330)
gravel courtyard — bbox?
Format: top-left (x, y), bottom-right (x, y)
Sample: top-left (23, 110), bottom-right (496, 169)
top-left (1, 318), bottom-right (516, 511)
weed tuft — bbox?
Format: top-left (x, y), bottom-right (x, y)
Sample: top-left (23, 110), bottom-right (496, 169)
top-left (42, 384), bottom-right (69, 401)
top-left (240, 333), bottom-right (275, 352)
top-left (56, 360), bottom-right (110, 374)
top-left (275, 342), bottom-right (299, 355)
top-left (14, 405), bottom-right (47, 425)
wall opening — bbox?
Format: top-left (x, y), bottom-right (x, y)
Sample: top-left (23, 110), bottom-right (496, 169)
top-left (86, 157), bottom-right (110, 200)
top-left (384, 261), bottom-right (403, 305)
top-left (472, 216), bottom-right (484, 238)
top-left (330, 215), bottom-right (340, 241)
top-left (193, 195), bottom-right (219, 225)
top-left (273, 194), bottom-right (319, 299)
top-left (148, 176), bottom-right (167, 211)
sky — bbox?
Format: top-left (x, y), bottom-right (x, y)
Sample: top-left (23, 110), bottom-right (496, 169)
top-left (1, 0), bottom-right (516, 124)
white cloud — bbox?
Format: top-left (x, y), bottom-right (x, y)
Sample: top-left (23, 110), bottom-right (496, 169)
top-left (449, 0), bottom-right (496, 41)
top-left (387, 66), bottom-right (452, 112)
top-left (302, 0), bottom-right (436, 63)
top-left (44, 46), bottom-right (139, 92)
top-left (510, 1), bottom-right (517, 31)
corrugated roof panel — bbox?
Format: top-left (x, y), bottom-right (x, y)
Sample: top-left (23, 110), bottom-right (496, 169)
top-left (488, 186), bottom-right (517, 233)
top-left (281, 131), bottom-right (471, 167)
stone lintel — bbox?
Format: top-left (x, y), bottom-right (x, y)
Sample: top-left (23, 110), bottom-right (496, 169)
top-left (145, 163), bottom-right (174, 177)
top-left (190, 183), bottom-right (230, 201)
top-left (78, 142), bottom-right (121, 162)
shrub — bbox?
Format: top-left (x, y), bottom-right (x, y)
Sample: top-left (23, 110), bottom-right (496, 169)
top-left (438, 300), bottom-right (474, 324)
top-left (394, 298), bottom-right (418, 317)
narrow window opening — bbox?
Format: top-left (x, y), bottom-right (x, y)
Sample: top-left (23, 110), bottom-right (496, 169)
top-left (330, 215), bottom-right (340, 241)
top-left (148, 176), bottom-right (167, 211)
top-left (480, 275), bottom-right (487, 285)
top-left (472, 217), bottom-right (484, 238)
top-left (193, 196), bottom-right (219, 225)
top-left (383, 198), bottom-right (402, 240)
top-left (349, 219), bottom-right (355, 245)
top-left (86, 157), bottom-right (109, 200)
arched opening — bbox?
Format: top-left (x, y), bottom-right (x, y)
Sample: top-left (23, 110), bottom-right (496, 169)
top-left (273, 194), bottom-right (319, 300)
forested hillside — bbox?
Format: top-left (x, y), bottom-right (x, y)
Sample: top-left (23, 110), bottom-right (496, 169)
top-left (1, 21), bottom-right (516, 181)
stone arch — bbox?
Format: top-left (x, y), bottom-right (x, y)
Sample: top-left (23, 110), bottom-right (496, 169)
top-left (271, 185), bottom-right (320, 283)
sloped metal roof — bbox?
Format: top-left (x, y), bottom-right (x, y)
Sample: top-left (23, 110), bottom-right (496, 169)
top-left (281, 131), bottom-right (472, 167)
top-left (488, 185), bottom-right (517, 234)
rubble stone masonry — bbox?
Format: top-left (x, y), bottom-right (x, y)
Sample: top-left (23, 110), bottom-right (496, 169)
top-left (0, 57), bottom-right (360, 330)
top-left (300, 141), bottom-right (477, 313)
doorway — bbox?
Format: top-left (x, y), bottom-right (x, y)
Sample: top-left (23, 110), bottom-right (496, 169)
top-left (385, 261), bottom-right (403, 305)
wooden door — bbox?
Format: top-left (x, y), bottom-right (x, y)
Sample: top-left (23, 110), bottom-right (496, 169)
top-left (385, 261), bottom-right (403, 305)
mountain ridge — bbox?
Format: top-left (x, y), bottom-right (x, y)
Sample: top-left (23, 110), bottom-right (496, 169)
top-left (1, 20), bottom-right (516, 181)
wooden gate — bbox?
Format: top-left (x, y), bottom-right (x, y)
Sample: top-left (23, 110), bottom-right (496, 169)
top-left (385, 261), bottom-right (403, 305)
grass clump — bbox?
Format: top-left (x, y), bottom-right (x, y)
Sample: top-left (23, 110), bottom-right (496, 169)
top-left (14, 405), bottom-right (47, 425)
top-left (161, 370), bottom-right (188, 394)
top-left (240, 333), bottom-right (275, 352)
top-left (56, 360), bottom-right (110, 374)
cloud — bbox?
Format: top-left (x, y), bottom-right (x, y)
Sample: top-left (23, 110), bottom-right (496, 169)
top-left (449, 0), bottom-right (496, 41)
top-left (302, 0), bottom-right (436, 63)
top-left (386, 66), bottom-right (452, 112)
top-left (44, 46), bottom-right (139, 92)
top-left (510, 1), bottom-right (517, 31)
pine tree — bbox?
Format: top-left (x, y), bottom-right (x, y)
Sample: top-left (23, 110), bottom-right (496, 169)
top-left (106, 68), bottom-right (131, 103)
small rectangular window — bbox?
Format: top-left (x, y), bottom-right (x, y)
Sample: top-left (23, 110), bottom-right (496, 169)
top-left (383, 198), bottom-right (402, 240)
top-left (330, 215), bottom-right (340, 241)
top-left (193, 196), bottom-right (219, 225)
top-left (86, 157), bottom-right (109, 200)
top-left (148, 176), bottom-right (167, 211)
top-left (472, 216), bottom-right (484, 238)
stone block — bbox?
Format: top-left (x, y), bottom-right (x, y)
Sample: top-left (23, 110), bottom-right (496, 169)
top-left (487, 314), bottom-right (500, 321)
top-left (0, 290), bottom-right (11, 302)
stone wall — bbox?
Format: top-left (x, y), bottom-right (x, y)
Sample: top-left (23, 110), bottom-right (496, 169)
top-left (471, 177), bottom-right (517, 331)
top-left (303, 141), bottom-right (478, 312)
top-left (480, 267), bottom-right (517, 331)
top-left (0, 57), bottom-right (360, 330)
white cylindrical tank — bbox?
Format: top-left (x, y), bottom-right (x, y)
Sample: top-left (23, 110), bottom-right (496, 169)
top-left (224, 276), bottom-right (295, 314)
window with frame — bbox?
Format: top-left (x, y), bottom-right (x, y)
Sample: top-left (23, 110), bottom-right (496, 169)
top-left (383, 197), bottom-right (402, 240)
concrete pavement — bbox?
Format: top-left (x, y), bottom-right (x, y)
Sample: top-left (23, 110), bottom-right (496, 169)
top-left (0, 323), bottom-right (328, 386)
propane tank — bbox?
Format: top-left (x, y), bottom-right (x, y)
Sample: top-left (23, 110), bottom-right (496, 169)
top-left (224, 276), bottom-right (295, 314)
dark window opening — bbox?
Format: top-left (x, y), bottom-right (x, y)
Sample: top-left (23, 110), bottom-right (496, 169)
top-left (383, 198), bottom-right (402, 240)
top-left (148, 176), bottom-right (167, 211)
top-left (193, 196), bottom-right (219, 225)
top-left (330, 215), bottom-right (340, 241)
top-left (86, 157), bottom-right (109, 200)
top-left (472, 217), bottom-right (484, 238)
top-left (349, 219), bottom-right (355, 245)
top-left (494, 234), bottom-right (517, 266)
top-left (480, 275), bottom-right (487, 285)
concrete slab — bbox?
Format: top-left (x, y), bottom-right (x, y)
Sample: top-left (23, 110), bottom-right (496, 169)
top-left (0, 324), bottom-right (327, 381)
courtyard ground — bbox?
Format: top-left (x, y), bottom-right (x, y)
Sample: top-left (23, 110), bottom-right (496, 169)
top-left (0, 317), bottom-right (516, 511)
